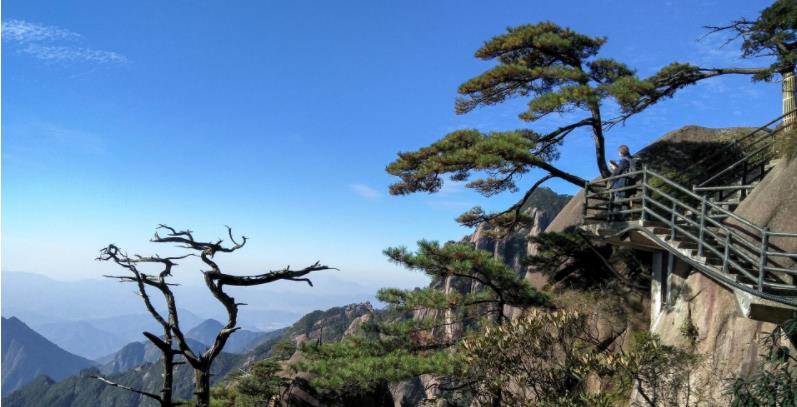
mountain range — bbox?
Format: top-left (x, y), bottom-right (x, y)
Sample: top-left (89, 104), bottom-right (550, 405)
top-left (2, 303), bottom-right (374, 406)
top-left (1, 317), bottom-right (97, 395)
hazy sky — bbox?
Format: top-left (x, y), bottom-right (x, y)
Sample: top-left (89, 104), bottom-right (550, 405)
top-left (1, 0), bottom-right (780, 294)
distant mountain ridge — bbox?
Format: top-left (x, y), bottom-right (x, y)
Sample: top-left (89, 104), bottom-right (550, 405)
top-left (4, 303), bottom-right (374, 406)
top-left (33, 320), bottom-right (128, 361)
top-left (99, 337), bottom-right (209, 375)
top-left (186, 318), bottom-right (270, 353)
top-left (1, 317), bottom-right (97, 395)
top-left (2, 271), bottom-right (375, 330)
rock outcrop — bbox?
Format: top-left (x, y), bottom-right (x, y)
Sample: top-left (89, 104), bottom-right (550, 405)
top-left (643, 155), bottom-right (797, 405)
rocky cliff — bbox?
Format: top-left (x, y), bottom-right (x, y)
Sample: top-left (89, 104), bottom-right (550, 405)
top-left (640, 154), bottom-right (797, 405)
top-left (541, 125), bottom-right (795, 404)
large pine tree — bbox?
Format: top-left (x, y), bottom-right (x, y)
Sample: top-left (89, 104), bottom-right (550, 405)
top-left (386, 22), bottom-right (706, 232)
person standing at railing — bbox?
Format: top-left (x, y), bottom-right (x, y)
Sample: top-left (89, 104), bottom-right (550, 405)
top-left (607, 145), bottom-right (636, 220)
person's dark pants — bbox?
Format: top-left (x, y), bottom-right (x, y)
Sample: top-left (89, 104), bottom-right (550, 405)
top-left (610, 189), bottom-right (627, 221)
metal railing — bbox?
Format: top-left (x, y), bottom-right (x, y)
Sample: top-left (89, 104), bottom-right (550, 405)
top-left (584, 167), bottom-right (797, 306)
top-left (688, 110), bottom-right (796, 206)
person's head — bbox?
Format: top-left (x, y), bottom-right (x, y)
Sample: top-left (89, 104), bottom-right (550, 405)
top-left (618, 145), bottom-right (630, 157)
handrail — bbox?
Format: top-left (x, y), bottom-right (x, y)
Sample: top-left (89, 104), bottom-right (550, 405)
top-left (583, 166), bottom-right (797, 305)
top-left (647, 168), bottom-right (765, 232)
top-left (678, 108), bottom-right (796, 185)
top-left (696, 140), bottom-right (775, 187)
top-left (691, 110), bottom-right (797, 204)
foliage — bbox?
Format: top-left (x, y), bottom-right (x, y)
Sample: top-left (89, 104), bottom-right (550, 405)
top-left (206, 340), bottom-right (297, 407)
top-left (384, 240), bottom-right (549, 311)
top-left (717, 0), bottom-right (797, 79)
top-left (457, 309), bottom-right (624, 406)
top-left (455, 310), bottom-right (704, 407)
top-left (297, 335), bottom-right (459, 393)
top-left (523, 229), bottom-right (651, 294)
top-left (296, 241), bottom-right (547, 401)
top-left (212, 359), bottom-right (288, 406)
top-left (386, 22), bottom-right (702, 236)
top-left (620, 332), bottom-right (703, 407)
top-left (728, 318), bottom-right (797, 406)
top-left (525, 230), bottom-right (614, 287)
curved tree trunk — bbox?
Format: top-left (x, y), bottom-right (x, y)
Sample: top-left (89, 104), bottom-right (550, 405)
top-left (589, 103), bottom-right (611, 178)
top-left (783, 69), bottom-right (796, 130)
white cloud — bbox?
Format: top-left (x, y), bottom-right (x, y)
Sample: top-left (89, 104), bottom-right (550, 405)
top-left (2, 19), bottom-right (80, 42)
top-left (689, 32), bottom-right (760, 69)
top-left (349, 184), bottom-right (381, 201)
top-left (2, 19), bottom-right (127, 65)
top-left (22, 44), bottom-right (128, 64)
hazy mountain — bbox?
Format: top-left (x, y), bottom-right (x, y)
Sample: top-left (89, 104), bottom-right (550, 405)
top-left (1, 272), bottom-right (146, 324)
top-left (185, 319), bottom-right (225, 345)
top-left (186, 319), bottom-right (270, 353)
top-left (97, 342), bottom-right (145, 375)
top-left (4, 303), bottom-right (374, 405)
top-left (99, 337), bottom-right (209, 375)
top-left (1, 317), bottom-right (97, 394)
top-left (79, 311), bottom-right (203, 345)
top-left (3, 271), bottom-right (377, 332)
top-left (2, 356), bottom-right (243, 407)
top-left (33, 320), bottom-right (128, 360)
top-left (22, 311), bottom-right (204, 361)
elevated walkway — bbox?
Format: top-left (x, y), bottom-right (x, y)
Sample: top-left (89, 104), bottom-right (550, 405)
top-left (580, 159), bottom-right (797, 322)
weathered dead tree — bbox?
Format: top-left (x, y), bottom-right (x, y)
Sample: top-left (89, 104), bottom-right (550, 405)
top-left (95, 244), bottom-right (192, 407)
top-left (99, 225), bottom-right (335, 407)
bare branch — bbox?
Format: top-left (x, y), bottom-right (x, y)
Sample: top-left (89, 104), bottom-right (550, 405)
top-left (212, 262), bottom-right (337, 287)
top-left (90, 376), bottom-right (162, 402)
top-left (152, 225), bottom-right (247, 257)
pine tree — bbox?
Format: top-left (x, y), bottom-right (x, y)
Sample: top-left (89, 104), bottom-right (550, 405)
top-left (705, 0), bottom-right (797, 129)
top-left (386, 22), bottom-right (706, 233)
top-left (298, 241), bottom-right (548, 400)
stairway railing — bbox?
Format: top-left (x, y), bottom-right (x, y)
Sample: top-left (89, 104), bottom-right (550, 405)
top-left (584, 167), bottom-right (797, 305)
top-left (687, 109), bottom-right (796, 205)
top-left (678, 110), bottom-right (795, 187)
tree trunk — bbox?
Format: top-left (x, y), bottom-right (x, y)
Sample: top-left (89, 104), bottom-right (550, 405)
top-left (443, 274), bottom-right (453, 342)
top-left (783, 69), bottom-right (796, 130)
top-left (589, 102), bottom-right (610, 178)
top-left (193, 368), bottom-right (211, 407)
top-left (161, 353), bottom-right (173, 407)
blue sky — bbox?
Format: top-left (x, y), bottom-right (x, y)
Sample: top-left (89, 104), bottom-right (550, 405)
top-left (1, 0), bottom-right (781, 296)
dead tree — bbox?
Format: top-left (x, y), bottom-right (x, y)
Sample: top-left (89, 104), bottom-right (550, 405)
top-left (95, 244), bottom-right (192, 407)
top-left (100, 225), bottom-right (335, 407)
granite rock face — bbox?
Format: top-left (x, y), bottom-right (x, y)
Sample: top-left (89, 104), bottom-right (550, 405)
top-left (635, 144), bottom-right (797, 404)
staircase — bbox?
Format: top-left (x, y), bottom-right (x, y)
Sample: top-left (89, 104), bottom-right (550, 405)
top-left (580, 125), bottom-right (797, 320)
top-left (687, 115), bottom-right (789, 214)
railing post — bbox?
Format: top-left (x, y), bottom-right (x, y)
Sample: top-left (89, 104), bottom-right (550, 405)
top-left (698, 197), bottom-right (706, 257)
top-left (670, 202), bottom-right (677, 241)
top-left (640, 167), bottom-right (648, 223)
top-left (606, 181), bottom-right (614, 222)
top-left (583, 181), bottom-right (589, 220)
top-left (722, 233), bottom-right (731, 274)
top-left (758, 227), bottom-right (769, 292)
top-left (742, 160), bottom-right (748, 186)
